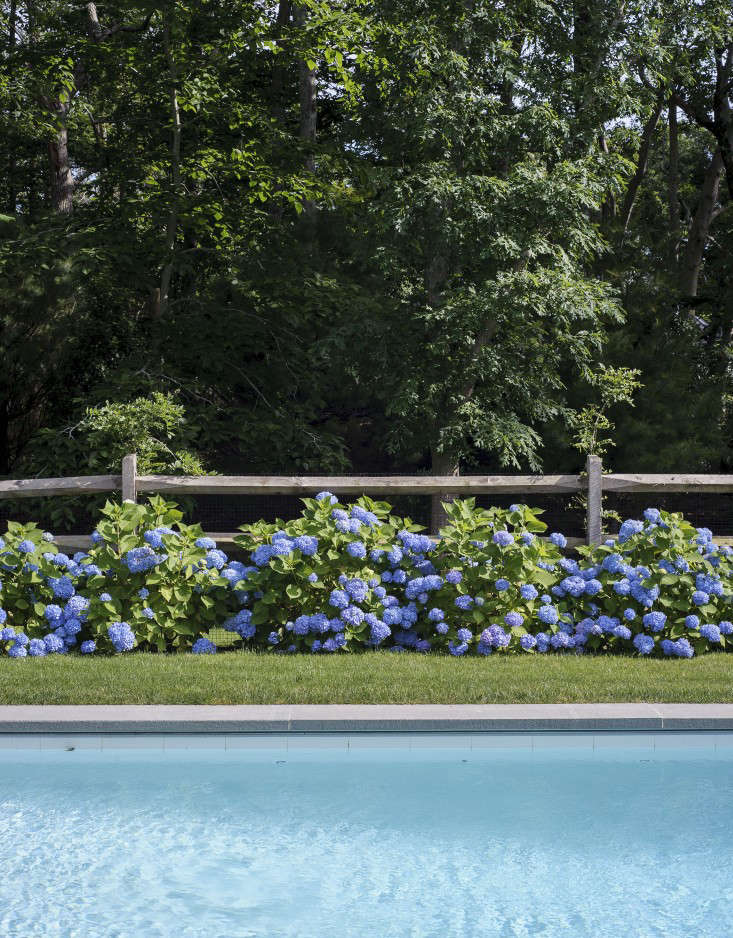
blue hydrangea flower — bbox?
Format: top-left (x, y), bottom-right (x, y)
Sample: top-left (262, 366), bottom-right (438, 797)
top-left (601, 553), bottom-right (625, 574)
top-left (550, 631), bottom-right (572, 649)
top-left (643, 611), bottom-right (666, 632)
top-left (43, 633), bottom-right (65, 653)
top-left (623, 608), bottom-right (636, 621)
top-left (28, 638), bottom-right (47, 657)
top-left (328, 589), bottom-right (349, 609)
top-left (456, 628), bottom-right (472, 642)
top-left (80, 640), bottom-right (96, 654)
top-left (618, 519), bottom-right (644, 543)
top-left (643, 508), bottom-right (661, 524)
top-left (17, 539), bottom-right (35, 554)
top-left (454, 595), bottom-right (473, 610)
top-left (549, 532), bottom-right (567, 548)
top-left (448, 640), bottom-right (468, 656)
top-left (195, 537), bottom-right (217, 550)
top-left (369, 621), bottom-right (391, 644)
top-left (520, 634), bottom-right (537, 651)
top-left (315, 491), bottom-right (337, 504)
top-left (719, 621), bottom-right (733, 635)
top-left (495, 578), bottom-right (510, 592)
top-left (537, 604), bottom-right (559, 625)
top-left (205, 549), bottom-right (228, 569)
top-left (63, 618), bottom-right (82, 636)
top-left (504, 612), bottom-right (524, 628)
top-left (519, 584), bottom-right (538, 601)
top-left (700, 623), bottom-right (722, 643)
top-left (492, 531), bottom-right (513, 547)
top-left (445, 569), bottom-right (462, 585)
top-left (99, 592), bottom-right (112, 603)
top-left (481, 624), bottom-right (510, 648)
top-left (346, 541), bottom-right (366, 560)
top-left (560, 576), bottom-right (585, 598)
top-left (192, 637), bottom-right (217, 654)
top-left (295, 535), bottom-right (318, 556)
top-left (7, 643), bottom-right (27, 658)
top-left (107, 622), bottom-right (135, 652)
top-left (251, 544), bottom-right (274, 567)
top-left (49, 575), bottom-right (75, 600)
top-left (270, 539), bottom-right (293, 557)
top-left (387, 547), bottom-right (403, 565)
top-left (341, 605), bottom-right (364, 627)
top-left (124, 546), bottom-right (161, 574)
top-left (692, 590), bottom-right (709, 606)
top-left (633, 633), bottom-right (654, 655)
top-left (44, 604), bottom-right (63, 623)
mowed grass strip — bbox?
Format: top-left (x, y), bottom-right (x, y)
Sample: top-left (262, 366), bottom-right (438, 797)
top-left (0, 652), bottom-right (732, 705)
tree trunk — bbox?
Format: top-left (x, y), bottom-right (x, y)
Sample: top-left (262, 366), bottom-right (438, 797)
top-left (157, 19), bottom-right (182, 319)
top-left (679, 149), bottom-right (724, 298)
top-left (47, 119), bottom-right (74, 214)
top-left (430, 446), bottom-right (459, 535)
top-left (713, 44), bottom-right (733, 200)
top-left (620, 96), bottom-right (664, 232)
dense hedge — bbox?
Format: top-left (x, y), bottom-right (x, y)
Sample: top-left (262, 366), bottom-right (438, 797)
top-left (0, 494), bottom-right (731, 659)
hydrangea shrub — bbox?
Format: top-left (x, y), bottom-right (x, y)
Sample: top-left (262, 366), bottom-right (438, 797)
top-left (0, 498), bottom-right (235, 657)
top-left (231, 494), bottom-right (430, 653)
top-left (1, 496), bottom-right (733, 659)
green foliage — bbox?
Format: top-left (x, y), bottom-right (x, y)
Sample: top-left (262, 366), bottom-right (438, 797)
top-left (22, 392), bottom-right (208, 478)
top-left (11, 392), bottom-right (209, 531)
top-left (571, 366), bottom-right (643, 457)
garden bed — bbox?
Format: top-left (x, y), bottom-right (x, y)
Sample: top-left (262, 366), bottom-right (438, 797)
top-left (0, 652), bottom-right (731, 705)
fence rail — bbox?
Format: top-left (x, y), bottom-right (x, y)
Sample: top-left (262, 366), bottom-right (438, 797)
top-left (1, 453), bottom-right (733, 548)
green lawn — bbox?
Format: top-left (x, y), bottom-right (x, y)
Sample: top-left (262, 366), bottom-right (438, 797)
top-left (0, 652), bottom-right (731, 704)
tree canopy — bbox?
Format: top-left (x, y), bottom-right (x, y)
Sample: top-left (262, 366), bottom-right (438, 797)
top-left (1, 1), bottom-right (731, 520)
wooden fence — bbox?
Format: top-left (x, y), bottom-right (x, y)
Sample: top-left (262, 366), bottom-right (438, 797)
top-left (1, 453), bottom-right (733, 549)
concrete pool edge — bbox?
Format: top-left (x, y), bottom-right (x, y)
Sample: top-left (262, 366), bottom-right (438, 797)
top-left (2, 703), bottom-right (733, 733)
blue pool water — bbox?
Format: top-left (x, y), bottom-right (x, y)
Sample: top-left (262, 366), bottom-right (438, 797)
top-left (0, 737), bottom-right (732, 937)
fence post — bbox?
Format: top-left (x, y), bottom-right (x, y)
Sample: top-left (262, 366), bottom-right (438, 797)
top-left (586, 454), bottom-right (602, 546)
top-left (122, 453), bottom-right (137, 503)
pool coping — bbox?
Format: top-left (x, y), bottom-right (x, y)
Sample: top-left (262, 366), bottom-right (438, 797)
top-left (2, 704), bottom-right (733, 733)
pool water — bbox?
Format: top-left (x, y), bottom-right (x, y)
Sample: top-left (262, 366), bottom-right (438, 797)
top-left (0, 736), bottom-right (732, 937)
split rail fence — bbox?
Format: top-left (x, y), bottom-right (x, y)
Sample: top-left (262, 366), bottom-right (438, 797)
top-left (1, 454), bottom-right (733, 550)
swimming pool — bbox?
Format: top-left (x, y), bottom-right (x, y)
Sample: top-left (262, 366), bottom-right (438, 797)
top-left (1, 733), bottom-right (732, 937)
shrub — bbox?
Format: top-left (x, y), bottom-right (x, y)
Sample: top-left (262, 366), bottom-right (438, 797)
top-left (0, 497), bottom-right (234, 656)
top-left (1, 496), bottom-right (733, 659)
